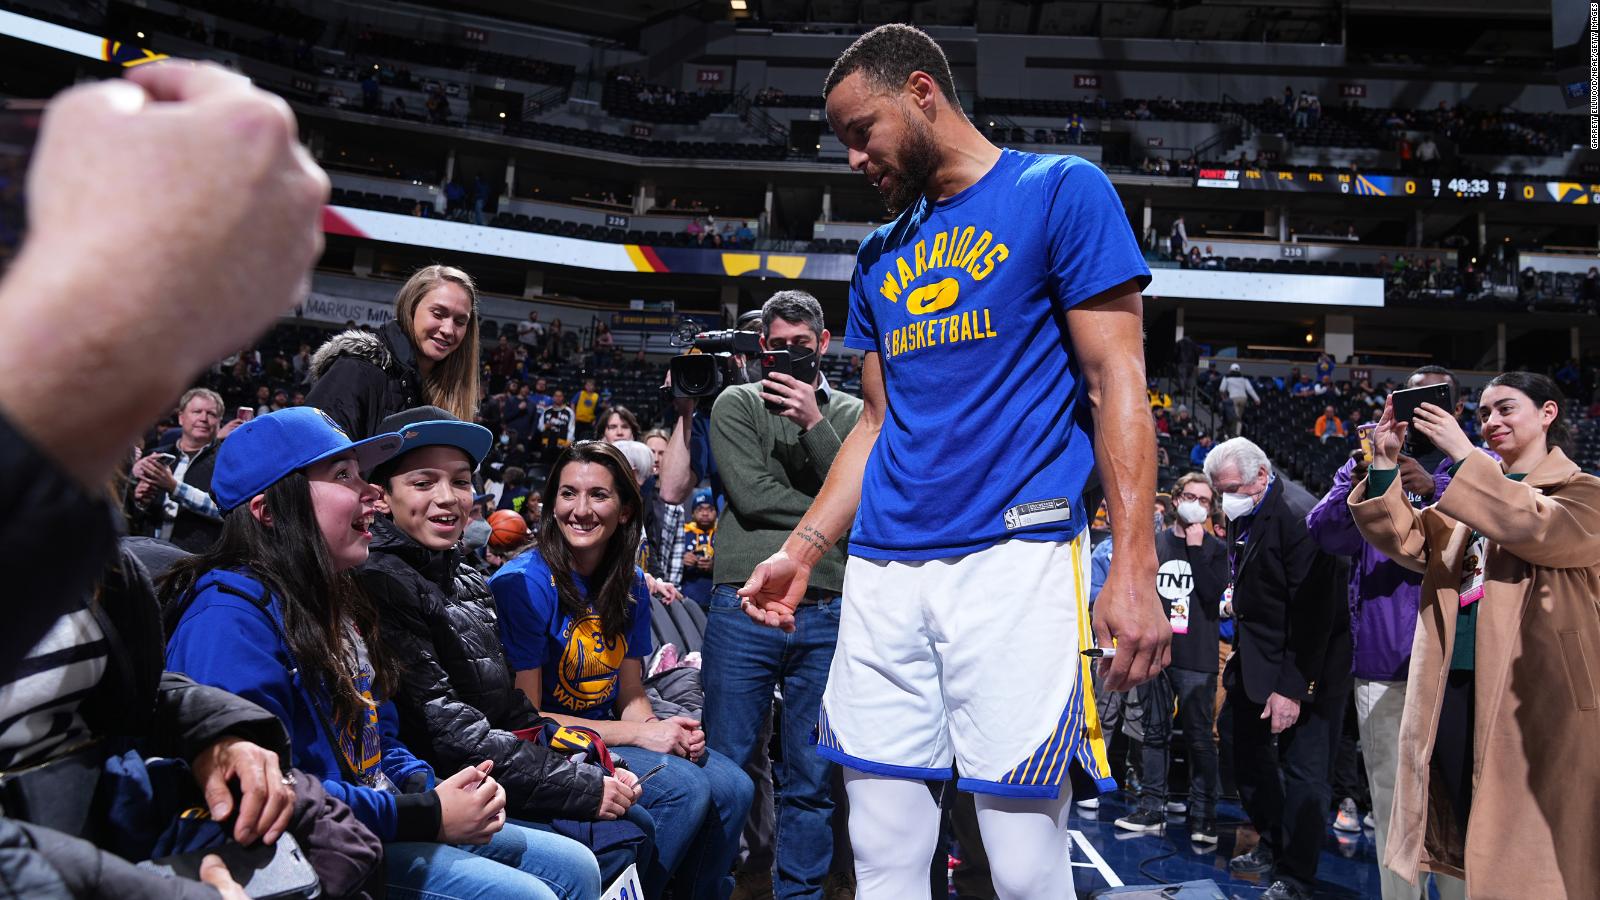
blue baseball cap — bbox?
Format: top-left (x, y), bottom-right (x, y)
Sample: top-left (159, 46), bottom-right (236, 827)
top-left (211, 407), bottom-right (403, 512)
top-left (375, 406), bottom-right (493, 467)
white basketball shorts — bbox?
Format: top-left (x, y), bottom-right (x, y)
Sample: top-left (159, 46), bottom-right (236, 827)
top-left (817, 535), bottom-right (1116, 799)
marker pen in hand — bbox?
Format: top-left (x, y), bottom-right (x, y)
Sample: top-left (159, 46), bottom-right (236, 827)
top-left (1080, 647), bottom-right (1117, 659)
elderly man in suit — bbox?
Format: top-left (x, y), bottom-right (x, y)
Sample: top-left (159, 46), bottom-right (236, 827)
top-left (1205, 437), bottom-right (1351, 900)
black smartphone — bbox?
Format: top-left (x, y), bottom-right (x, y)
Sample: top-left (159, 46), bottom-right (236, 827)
top-left (1390, 382), bottom-right (1452, 456)
top-left (136, 833), bottom-right (320, 899)
top-left (760, 349), bottom-right (820, 411)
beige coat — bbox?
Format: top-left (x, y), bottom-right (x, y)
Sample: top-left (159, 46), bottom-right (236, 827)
top-left (1349, 448), bottom-right (1600, 900)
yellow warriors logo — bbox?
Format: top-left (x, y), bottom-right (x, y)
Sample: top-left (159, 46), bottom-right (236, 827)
top-left (555, 614), bottom-right (627, 712)
top-left (905, 277), bottom-right (960, 315)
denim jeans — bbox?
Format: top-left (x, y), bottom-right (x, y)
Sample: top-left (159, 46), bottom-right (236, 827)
top-left (702, 583), bottom-right (840, 900)
top-left (613, 744), bottom-right (754, 900)
top-left (387, 818), bottom-right (602, 900)
top-left (1137, 665), bottom-right (1219, 822)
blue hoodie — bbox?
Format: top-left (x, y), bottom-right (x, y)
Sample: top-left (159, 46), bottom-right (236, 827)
top-left (165, 568), bottom-right (440, 842)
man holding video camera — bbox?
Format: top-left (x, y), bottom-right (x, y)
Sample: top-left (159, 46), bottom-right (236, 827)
top-left (702, 291), bottom-right (861, 898)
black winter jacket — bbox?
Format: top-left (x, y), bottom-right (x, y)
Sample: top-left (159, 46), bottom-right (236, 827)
top-left (355, 516), bottom-right (607, 820)
top-left (305, 321), bottom-right (424, 440)
top-left (123, 438), bottom-right (221, 554)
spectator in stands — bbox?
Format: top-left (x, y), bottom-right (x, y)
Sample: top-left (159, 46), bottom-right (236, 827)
top-left (357, 408), bottom-right (653, 885)
top-left (641, 429), bottom-right (688, 591)
top-left (546, 319), bottom-right (567, 363)
top-left (1315, 375), bottom-right (1340, 397)
top-left (531, 376), bottom-right (555, 411)
top-left (1221, 364), bottom-right (1260, 436)
top-left (1351, 372), bottom-right (1598, 900)
top-left (505, 383), bottom-right (540, 444)
top-left (1582, 267), bottom-right (1600, 311)
top-left (127, 388), bottom-right (226, 553)
top-left (491, 335), bottom-right (520, 384)
top-left (1189, 432), bottom-right (1214, 467)
top-left (1314, 405), bottom-right (1347, 443)
top-left (1174, 335), bottom-right (1202, 403)
top-left (1307, 367), bottom-right (1465, 900)
top-left (1205, 438), bottom-right (1348, 900)
top-left (1290, 375), bottom-right (1315, 398)
top-left (734, 221), bottom-right (755, 248)
top-left (1315, 352), bottom-right (1335, 382)
top-left (490, 442), bottom-right (754, 899)
top-left (1171, 404), bottom-right (1199, 441)
top-left (597, 405), bottom-right (640, 443)
top-left (1115, 472), bottom-right (1227, 843)
top-left (686, 217), bottom-right (705, 244)
top-left (499, 465), bottom-right (531, 514)
top-left (292, 342), bottom-right (313, 385)
top-left (680, 493), bottom-right (717, 607)
top-left (540, 389), bottom-right (576, 464)
top-left (1169, 216), bottom-right (1187, 261)
top-left (519, 311), bottom-right (546, 350)
top-left (1186, 246), bottom-right (1203, 269)
top-left (592, 323), bottom-right (617, 372)
top-left (1415, 137), bottom-right (1439, 174)
top-left (164, 409), bottom-right (602, 899)
top-left (307, 265), bottom-right (482, 438)
top-left (253, 384), bottom-right (274, 417)
top-left (1152, 405), bottom-right (1171, 436)
top-left (572, 378), bottom-right (600, 431)
top-left (705, 290), bottom-right (861, 899)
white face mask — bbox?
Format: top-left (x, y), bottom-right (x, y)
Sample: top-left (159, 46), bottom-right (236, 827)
top-left (1176, 499), bottom-right (1209, 525)
top-left (1221, 491), bottom-right (1257, 521)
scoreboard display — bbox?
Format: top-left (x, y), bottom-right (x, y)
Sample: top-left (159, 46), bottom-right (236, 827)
top-left (1194, 168), bottom-right (1599, 204)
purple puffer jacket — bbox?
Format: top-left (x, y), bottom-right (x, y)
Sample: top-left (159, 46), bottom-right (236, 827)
top-left (1305, 456), bottom-right (1452, 681)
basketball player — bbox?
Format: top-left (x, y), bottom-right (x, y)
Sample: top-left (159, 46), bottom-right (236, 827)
top-left (737, 24), bottom-right (1171, 900)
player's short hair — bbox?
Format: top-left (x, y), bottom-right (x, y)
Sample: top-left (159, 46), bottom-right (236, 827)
top-left (762, 290), bottom-right (826, 340)
top-left (823, 23), bottom-right (960, 110)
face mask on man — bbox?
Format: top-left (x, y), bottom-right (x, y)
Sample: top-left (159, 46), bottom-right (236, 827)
top-left (1221, 491), bottom-right (1257, 521)
top-left (1176, 499), bottom-right (1209, 525)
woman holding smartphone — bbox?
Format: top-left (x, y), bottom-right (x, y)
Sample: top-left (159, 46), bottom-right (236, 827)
top-left (490, 441), bottom-right (753, 900)
top-left (162, 408), bottom-right (602, 899)
top-left (1349, 372), bottom-right (1600, 899)
top-left (306, 265), bottom-right (482, 438)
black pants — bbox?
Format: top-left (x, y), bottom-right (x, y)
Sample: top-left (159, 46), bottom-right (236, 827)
top-left (1331, 691), bottom-right (1370, 811)
top-left (1138, 666), bottom-right (1220, 822)
top-left (1231, 683), bottom-right (1348, 888)
top-left (1432, 669), bottom-right (1475, 833)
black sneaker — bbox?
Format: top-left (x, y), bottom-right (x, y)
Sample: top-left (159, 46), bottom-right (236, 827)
top-left (1113, 808), bottom-right (1168, 832)
top-left (1260, 879), bottom-right (1312, 900)
top-left (1188, 818), bottom-right (1218, 844)
top-left (1229, 843), bottom-right (1274, 874)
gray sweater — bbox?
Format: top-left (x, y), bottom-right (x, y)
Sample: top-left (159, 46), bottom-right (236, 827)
top-left (708, 381), bottom-right (863, 592)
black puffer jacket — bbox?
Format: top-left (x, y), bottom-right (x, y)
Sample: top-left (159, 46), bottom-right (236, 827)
top-left (356, 516), bottom-right (606, 820)
top-left (305, 320), bottom-right (423, 440)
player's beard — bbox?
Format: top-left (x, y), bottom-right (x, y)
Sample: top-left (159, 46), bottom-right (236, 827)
top-left (881, 110), bottom-right (940, 217)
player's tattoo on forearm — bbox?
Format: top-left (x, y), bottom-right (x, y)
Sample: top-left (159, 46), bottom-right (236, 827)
top-left (796, 523), bottom-right (834, 554)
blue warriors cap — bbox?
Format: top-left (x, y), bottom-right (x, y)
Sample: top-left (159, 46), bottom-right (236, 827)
top-left (376, 406), bottom-right (494, 466)
top-left (692, 490), bottom-right (714, 509)
top-left (211, 407), bottom-right (404, 512)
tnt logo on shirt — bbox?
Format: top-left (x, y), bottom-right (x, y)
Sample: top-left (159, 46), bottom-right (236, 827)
top-left (876, 224), bottom-right (1010, 361)
top-left (1157, 559), bottom-right (1194, 635)
top-left (555, 614), bottom-right (627, 712)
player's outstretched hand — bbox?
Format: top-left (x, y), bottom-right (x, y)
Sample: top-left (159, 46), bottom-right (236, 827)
top-left (1091, 568), bottom-right (1171, 692)
top-left (737, 550), bottom-right (810, 633)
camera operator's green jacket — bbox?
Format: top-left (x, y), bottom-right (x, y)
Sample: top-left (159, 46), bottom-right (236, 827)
top-left (707, 380), bottom-right (862, 593)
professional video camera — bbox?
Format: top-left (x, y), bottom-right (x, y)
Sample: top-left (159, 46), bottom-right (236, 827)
top-left (667, 316), bottom-right (763, 399)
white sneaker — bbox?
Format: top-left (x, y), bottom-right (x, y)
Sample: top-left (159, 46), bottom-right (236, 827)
top-left (1166, 800), bottom-right (1188, 815)
top-left (1075, 796), bottom-right (1100, 810)
top-left (1332, 798), bottom-right (1362, 833)
top-left (1362, 812), bottom-right (1376, 830)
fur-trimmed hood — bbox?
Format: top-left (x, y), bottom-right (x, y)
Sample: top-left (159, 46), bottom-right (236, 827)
top-left (308, 328), bottom-right (393, 383)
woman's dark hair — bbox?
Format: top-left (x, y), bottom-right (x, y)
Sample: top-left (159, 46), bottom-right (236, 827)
top-left (159, 471), bottom-right (395, 725)
top-left (594, 405), bottom-right (640, 441)
top-left (536, 441), bottom-right (643, 641)
top-left (1484, 371), bottom-right (1573, 455)
top-left (504, 466), bottom-right (526, 488)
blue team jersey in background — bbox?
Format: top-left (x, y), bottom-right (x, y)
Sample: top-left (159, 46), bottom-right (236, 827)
top-left (844, 150), bottom-right (1151, 560)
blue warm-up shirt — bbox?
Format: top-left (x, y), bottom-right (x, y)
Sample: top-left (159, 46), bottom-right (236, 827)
top-left (844, 150), bottom-right (1151, 559)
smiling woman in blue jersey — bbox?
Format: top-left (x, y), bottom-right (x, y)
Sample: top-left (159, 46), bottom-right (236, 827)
top-left (490, 441), bottom-right (753, 900)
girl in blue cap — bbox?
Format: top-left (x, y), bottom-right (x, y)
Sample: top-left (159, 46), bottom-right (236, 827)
top-left (161, 407), bottom-right (601, 900)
